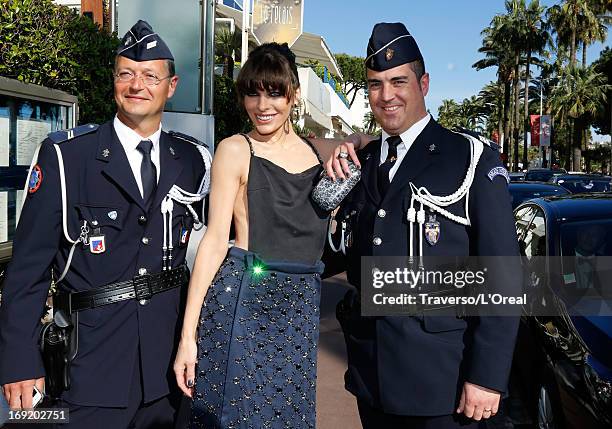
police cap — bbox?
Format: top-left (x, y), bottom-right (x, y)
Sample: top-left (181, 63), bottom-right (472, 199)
top-left (366, 22), bottom-right (423, 71)
top-left (117, 20), bottom-right (174, 62)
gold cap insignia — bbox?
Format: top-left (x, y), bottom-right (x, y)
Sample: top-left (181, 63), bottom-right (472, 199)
top-left (385, 48), bottom-right (394, 61)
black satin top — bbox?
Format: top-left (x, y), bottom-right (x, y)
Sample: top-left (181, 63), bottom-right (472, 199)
top-left (242, 134), bottom-right (328, 264)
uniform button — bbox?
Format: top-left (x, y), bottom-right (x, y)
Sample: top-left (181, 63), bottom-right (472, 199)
top-left (377, 209), bottom-right (386, 218)
top-left (138, 268), bottom-right (147, 276)
top-left (91, 220), bottom-right (99, 226)
top-left (138, 215), bottom-right (147, 225)
top-left (373, 237), bottom-right (382, 246)
top-left (139, 299), bottom-right (149, 306)
top-left (141, 237), bottom-right (149, 245)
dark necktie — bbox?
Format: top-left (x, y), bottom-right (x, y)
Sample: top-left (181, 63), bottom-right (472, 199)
top-left (137, 140), bottom-right (157, 207)
top-left (378, 135), bottom-right (402, 197)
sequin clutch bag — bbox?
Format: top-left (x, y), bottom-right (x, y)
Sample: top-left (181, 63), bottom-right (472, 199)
top-left (311, 160), bottom-right (361, 211)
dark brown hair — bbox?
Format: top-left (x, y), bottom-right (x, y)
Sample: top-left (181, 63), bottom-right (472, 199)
top-left (236, 42), bottom-right (300, 102)
top-left (409, 59), bottom-right (425, 82)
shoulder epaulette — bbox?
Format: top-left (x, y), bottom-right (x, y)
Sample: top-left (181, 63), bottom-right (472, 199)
top-left (48, 123), bottom-right (99, 144)
top-left (168, 130), bottom-right (209, 148)
top-left (453, 128), bottom-right (500, 152)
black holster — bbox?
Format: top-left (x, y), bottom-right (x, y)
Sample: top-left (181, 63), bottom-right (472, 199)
top-left (39, 306), bottom-right (78, 399)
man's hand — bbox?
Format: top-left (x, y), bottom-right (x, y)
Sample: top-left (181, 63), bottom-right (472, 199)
top-left (2, 377), bottom-right (45, 409)
top-left (456, 381), bottom-right (500, 421)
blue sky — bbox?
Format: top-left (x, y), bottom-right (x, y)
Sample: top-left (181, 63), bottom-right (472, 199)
top-left (303, 0), bottom-right (610, 138)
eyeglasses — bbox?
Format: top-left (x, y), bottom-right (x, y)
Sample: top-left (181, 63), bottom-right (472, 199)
top-left (114, 71), bottom-right (172, 86)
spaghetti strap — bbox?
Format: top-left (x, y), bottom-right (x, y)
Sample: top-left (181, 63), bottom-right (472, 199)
top-left (300, 137), bottom-right (324, 165)
top-left (240, 133), bottom-right (255, 156)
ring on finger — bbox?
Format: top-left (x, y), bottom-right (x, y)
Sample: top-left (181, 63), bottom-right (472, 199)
top-left (338, 151), bottom-right (349, 159)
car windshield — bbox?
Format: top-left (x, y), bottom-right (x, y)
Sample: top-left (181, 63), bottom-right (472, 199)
top-left (557, 179), bottom-right (611, 193)
top-left (525, 171), bottom-right (554, 181)
top-left (559, 219), bottom-right (612, 315)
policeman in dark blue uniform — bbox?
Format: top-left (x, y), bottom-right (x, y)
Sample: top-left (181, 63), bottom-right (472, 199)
top-left (329, 23), bottom-right (521, 428)
top-left (0, 21), bottom-right (208, 428)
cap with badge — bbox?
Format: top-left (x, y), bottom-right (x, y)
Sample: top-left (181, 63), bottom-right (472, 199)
top-left (117, 20), bottom-right (174, 61)
top-left (366, 22), bottom-right (423, 71)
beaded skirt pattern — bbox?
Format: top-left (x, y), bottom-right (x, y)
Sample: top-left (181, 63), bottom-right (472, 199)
top-left (190, 247), bottom-right (324, 429)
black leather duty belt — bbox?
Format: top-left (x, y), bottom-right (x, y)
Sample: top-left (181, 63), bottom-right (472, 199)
top-left (56, 265), bottom-right (189, 313)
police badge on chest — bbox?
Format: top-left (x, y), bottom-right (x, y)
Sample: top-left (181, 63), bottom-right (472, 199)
top-left (424, 214), bottom-right (440, 246)
top-left (179, 217), bottom-right (191, 248)
top-left (89, 227), bottom-right (106, 254)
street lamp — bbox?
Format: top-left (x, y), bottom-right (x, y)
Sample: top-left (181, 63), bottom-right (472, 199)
top-left (538, 77), bottom-right (558, 169)
top-left (539, 78), bottom-right (549, 168)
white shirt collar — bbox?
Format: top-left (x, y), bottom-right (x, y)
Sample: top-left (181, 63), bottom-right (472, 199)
top-left (381, 113), bottom-right (431, 154)
top-left (113, 115), bottom-right (162, 151)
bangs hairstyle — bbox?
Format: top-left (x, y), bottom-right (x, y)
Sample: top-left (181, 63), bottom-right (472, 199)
top-left (236, 43), bottom-right (300, 102)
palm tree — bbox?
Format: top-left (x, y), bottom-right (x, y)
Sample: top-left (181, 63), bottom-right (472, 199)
top-left (547, 0), bottom-right (600, 68)
top-left (473, 15), bottom-right (515, 165)
top-left (501, 0), bottom-right (530, 171)
top-left (363, 111), bottom-right (380, 135)
top-left (550, 65), bottom-right (610, 170)
top-left (478, 81), bottom-right (505, 139)
top-left (459, 96), bottom-right (487, 131)
top-left (437, 99), bottom-right (461, 130)
top-left (521, 0), bottom-right (550, 170)
top-left (577, 0), bottom-right (611, 67)
top-left (215, 28), bottom-right (241, 78)
top-left (437, 98), bottom-right (486, 131)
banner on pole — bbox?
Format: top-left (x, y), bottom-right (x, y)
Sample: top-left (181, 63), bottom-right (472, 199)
top-left (530, 115), bottom-right (541, 147)
top-left (530, 114), bottom-right (551, 148)
top-left (540, 115), bottom-right (551, 147)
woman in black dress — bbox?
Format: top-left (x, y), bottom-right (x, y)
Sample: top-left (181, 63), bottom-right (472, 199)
top-left (173, 43), bottom-right (362, 428)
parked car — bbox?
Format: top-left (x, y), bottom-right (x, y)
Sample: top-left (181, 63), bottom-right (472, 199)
top-left (511, 194), bottom-right (612, 428)
top-left (549, 174), bottom-right (612, 193)
top-left (509, 172), bottom-right (526, 182)
top-left (508, 181), bottom-right (569, 209)
top-left (524, 168), bottom-right (567, 182)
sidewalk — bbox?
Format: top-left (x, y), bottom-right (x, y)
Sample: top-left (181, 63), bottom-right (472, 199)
top-left (316, 273), bottom-right (361, 429)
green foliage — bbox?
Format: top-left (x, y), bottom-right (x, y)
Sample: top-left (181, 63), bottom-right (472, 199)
top-left (304, 59), bottom-right (320, 67)
top-left (215, 28), bottom-right (241, 78)
top-left (311, 64), bottom-right (326, 81)
top-left (0, 0), bottom-right (120, 124)
top-left (334, 53), bottom-right (366, 107)
top-left (292, 123), bottom-right (315, 138)
top-left (593, 47), bottom-right (612, 135)
top-left (437, 97), bottom-right (486, 132)
top-left (363, 111), bottom-right (380, 136)
top-left (213, 75), bottom-right (251, 144)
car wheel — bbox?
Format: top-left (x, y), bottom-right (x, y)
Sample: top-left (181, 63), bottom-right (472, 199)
top-left (537, 384), bottom-right (557, 429)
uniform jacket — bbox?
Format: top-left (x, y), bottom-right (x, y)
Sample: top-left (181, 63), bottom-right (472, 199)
top-left (330, 119), bottom-right (521, 416)
top-left (0, 121), bottom-right (205, 407)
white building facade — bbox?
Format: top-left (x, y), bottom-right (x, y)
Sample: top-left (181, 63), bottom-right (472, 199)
top-left (216, 0), bottom-right (370, 138)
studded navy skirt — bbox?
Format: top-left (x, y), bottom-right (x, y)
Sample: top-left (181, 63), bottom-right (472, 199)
top-left (190, 247), bottom-right (324, 429)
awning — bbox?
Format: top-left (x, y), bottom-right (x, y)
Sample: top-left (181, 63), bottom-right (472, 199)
top-left (292, 33), bottom-right (342, 78)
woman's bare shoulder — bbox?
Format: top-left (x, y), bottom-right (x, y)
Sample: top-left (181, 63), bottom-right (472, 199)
top-left (215, 134), bottom-right (251, 159)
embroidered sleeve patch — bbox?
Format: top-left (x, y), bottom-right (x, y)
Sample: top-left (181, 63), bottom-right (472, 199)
top-left (487, 166), bottom-right (510, 184)
top-left (28, 165), bottom-right (43, 193)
